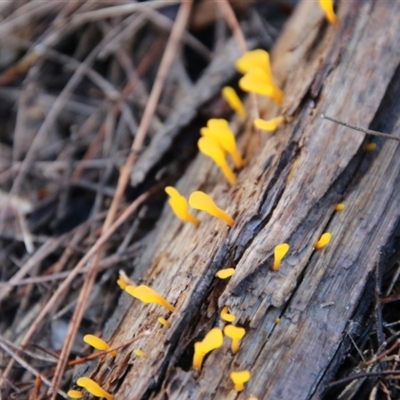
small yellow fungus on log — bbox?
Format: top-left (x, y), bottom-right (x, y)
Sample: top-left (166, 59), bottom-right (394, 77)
top-left (239, 68), bottom-right (283, 105)
top-left (335, 203), bottom-right (345, 211)
top-left (315, 232), bottom-right (331, 249)
top-left (189, 191), bottom-right (235, 227)
top-left (201, 119), bottom-right (244, 168)
top-left (254, 116), bottom-right (285, 132)
top-left (117, 275), bottom-right (129, 290)
top-left (236, 49), bottom-right (283, 105)
top-left (192, 328), bottom-right (224, 370)
top-left (221, 86), bottom-right (246, 117)
top-left (83, 334), bottom-right (117, 357)
top-left (165, 186), bottom-right (200, 227)
top-left (275, 317), bottom-right (281, 324)
top-left (198, 136), bottom-right (236, 185)
top-left (133, 349), bottom-right (147, 358)
top-left (364, 142), bottom-right (377, 151)
top-left (67, 390), bottom-right (83, 399)
top-left (158, 317), bottom-right (172, 328)
top-left (230, 370), bottom-right (251, 392)
top-left (76, 377), bottom-right (114, 400)
top-left (273, 243), bottom-right (290, 271)
top-left (125, 285), bottom-right (175, 312)
top-left (215, 268), bottom-right (235, 279)
top-left (221, 306), bottom-right (236, 322)
top-left (224, 325), bottom-right (246, 354)
top-left (236, 49), bottom-right (273, 77)
top-left (319, 0), bottom-right (337, 24)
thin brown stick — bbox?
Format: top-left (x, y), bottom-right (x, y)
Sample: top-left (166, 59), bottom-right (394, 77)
top-left (70, 0), bottom-right (182, 26)
top-left (1, 189), bottom-right (153, 387)
top-left (104, 0), bottom-right (193, 232)
top-left (328, 370), bottom-right (400, 388)
top-left (216, 0), bottom-right (259, 121)
top-left (65, 331), bottom-right (151, 368)
top-left (0, 337), bottom-right (68, 399)
top-left (216, 0), bottom-right (247, 52)
top-left (321, 114), bottom-right (400, 141)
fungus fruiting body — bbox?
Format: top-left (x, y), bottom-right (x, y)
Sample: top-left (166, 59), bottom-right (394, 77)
top-left (215, 268), bottom-right (235, 279)
top-left (275, 317), bottom-right (281, 324)
top-left (67, 390), bottom-right (83, 399)
top-left (117, 275), bottom-right (129, 290)
top-left (273, 243), bottom-right (290, 271)
top-left (236, 49), bottom-right (273, 76)
top-left (83, 334), bottom-right (117, 357)
top-left (198, 136), bottom-right (236, 185)
top-left (125, 285), bottom-right (175, 312)
top-left (189, 191), bottom-right (234, 227)
top-left (192, 328), bottom-right (224, 370)
top-left (158, 317), bottom-right (171, 328)
top-left (364, 142), bottom-right (377, 151)
top-left (133, 349), bottom-right (147, 358)
top-left (335, 203), bottom-right (345, 211)
top-left (254, 116), bottom-right (285, 132)
top-left (224, 325), bottom-right (246, 354)
top-left (230, 370), bottom-right (251, 392)
top-left (319, 0), bottom-right (337, 24)
top-left (222, 86), bottom-right (246, 117)
top-left (239, 68), bottom-right (283, 105)
top-left (221, 306), bottom-right (236, 322)
top-left (236, 49), bottom-right (283, 105)
top-left (315, 233), bottom-right (331, 249)
top-left (201, 119), bottom-right (244, 168)
top-left (76, 377), bottom-right (113, 400)
top-left (164, 186), bottom-right (200, 227)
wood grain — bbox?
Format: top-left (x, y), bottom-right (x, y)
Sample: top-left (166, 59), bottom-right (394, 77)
top-left (77, 1), bottom-right (400, 399)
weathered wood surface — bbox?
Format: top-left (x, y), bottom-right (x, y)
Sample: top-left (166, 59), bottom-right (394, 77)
top-left (79, 1), bottom-right (400, 399)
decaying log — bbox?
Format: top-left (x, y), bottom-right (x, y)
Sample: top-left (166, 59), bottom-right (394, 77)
top-left (78, 1), bottom-right (400, 399)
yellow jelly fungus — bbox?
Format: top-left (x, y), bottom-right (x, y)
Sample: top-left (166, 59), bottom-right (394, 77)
top-left (164, 186), bottom-right (200, 227)
top-left (236, 49), bottom-right (283, 105)
top-left (236, 49), bottom-right (273, 77)
top-left (198, 136), bottom-right (236, 185)
top-left (223, 325), bottom-right (246, 354)
top-left (189, 191), bottom-right (235, 227)
top-left (230, 370), bottom-right (251, 392)
top-left (76, 377), bottom-right (113, 400)
top-left (67, 390), bottom-right (83, 399)
top-left (319, 0), bottom-right (337, 24)
top-left (215, 268), bottom-right (235, 279)
top-left (158, 317), bottom-right (172, 328)
top-left (192, 328), bottom-right (224, 370)
top-left (201, 119), bottom-right (244, 168)
top-left (335, 203), bottom-right (345, 211)
top-left (364, 142), bottom-right (377, 151)
top-left (275, 317), bottom-right (281, 324)
top-left (221, 86), bottom-right (246, 118)
top-left (133, 349), bottom-right (147, 358)
top-left (239, 68), bottom-right (283, 105)
top-left (221, 306), bottom-right (236, 323)
top-left (272, 243), bottom-right (290, 271)
top-left (254, 116), bottom-right (285, 132)
top-left (315, 232), bottom-right (331, 250)
top-left (125, 285), bottom-right (175, 312)
top-left (117, 275), bottom-right (129, 290)
top-left (83, 334), bottom-right (117, 357)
